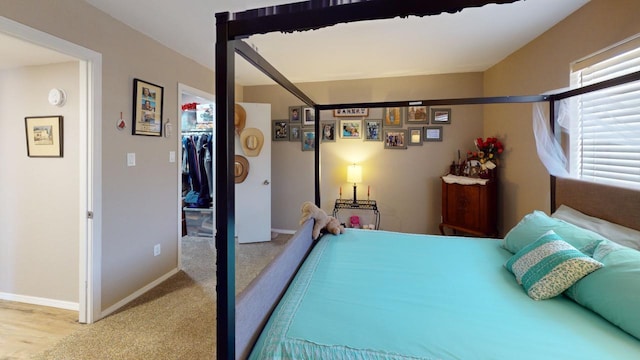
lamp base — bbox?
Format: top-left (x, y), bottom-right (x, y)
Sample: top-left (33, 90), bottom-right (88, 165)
top-left (352, 184), bottom-right (358, 204)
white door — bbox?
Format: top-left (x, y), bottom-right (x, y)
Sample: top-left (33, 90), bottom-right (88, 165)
top-left (235, 102), bottom-right (271, 243)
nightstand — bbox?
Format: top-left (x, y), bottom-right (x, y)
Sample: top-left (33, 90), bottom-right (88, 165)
top-left (332, 199), bottom-right (380, 230)
top-left (439, 177), bottom-right (497, 237)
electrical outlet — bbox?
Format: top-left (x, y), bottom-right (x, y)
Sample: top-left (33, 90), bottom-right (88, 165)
top-left (153, 244), bottom-right (161, 256)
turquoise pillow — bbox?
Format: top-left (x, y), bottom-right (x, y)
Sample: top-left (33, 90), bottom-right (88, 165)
top-left (565, 240), bottom-right (640, 340)
top-left (503, 210), bottom-right (606, 255)
top-left (505, 231), bottom-right (603, 300)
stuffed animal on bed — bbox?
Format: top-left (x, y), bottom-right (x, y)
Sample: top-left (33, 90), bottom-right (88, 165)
top-left (300, 201), bottom-right (345, 240)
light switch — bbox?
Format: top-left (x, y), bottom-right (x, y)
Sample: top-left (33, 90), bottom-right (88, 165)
top-left (127, 153), bottom-right (136, 167)
top-left (169, 151), bottom-right (176, 163)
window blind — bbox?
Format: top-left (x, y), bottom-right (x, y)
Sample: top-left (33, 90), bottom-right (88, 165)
top-left (571, 44), bottom-right (640, 190)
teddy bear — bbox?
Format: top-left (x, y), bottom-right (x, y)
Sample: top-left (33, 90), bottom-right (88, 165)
top-left (300, 201), bottom-right (345, 240)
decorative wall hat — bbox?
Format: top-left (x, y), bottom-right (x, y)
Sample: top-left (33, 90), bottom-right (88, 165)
top-left (234, 155), bottom-right (250, 183)
top-left (240, 128), bottom-right (264, 157)
top-left (234, 103), bottom-right (246, 136)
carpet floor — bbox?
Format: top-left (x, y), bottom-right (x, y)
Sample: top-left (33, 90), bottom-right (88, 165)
top-left (33, 234), bottom-right (290, 360)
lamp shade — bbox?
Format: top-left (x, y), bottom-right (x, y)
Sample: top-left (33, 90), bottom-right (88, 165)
top-left (347, 164), bottom-right (362, 184)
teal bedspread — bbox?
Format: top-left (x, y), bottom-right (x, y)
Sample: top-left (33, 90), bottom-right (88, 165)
top-left (249, 229), bottom-right (640, 359)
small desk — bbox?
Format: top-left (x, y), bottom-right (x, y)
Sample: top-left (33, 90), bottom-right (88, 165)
top-left (332, 199), bottom-right (380, 230)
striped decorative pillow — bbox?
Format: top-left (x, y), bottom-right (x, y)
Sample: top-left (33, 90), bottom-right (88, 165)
top-left (505, 230), bottom-right (603, 300)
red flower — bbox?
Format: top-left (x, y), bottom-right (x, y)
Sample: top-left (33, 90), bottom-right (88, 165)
top-left (181, 102), bottom-right (198, 111)
top-left (471, 137), bottom-right (504, 167)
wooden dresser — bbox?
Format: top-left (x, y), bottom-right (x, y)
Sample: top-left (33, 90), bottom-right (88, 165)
top-left (439, 178), bottom-right (498, 237)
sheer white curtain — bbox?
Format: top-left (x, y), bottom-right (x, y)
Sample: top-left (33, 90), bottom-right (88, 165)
top-left (532, 101), bottom-right (570, 178)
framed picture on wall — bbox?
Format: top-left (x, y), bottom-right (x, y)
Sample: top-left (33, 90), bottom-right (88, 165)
top-left (408, 127), bottom-right (423, 146)
top-left (321, 121), bottom-right (336, 142)
top-left (339, 119), bottom-right (362, 139)
top-left (25, 116), bottom-right (63, 157)
top-left (333, 108), bottom-right (369, 117)
top-left (382, 107), bottom-right (403, 127)
top-left (406, 106), bottom-right (429, 124)
top-left (289, 106), bottom-right (301, 122)
top-left (132, 78), bottom-right (163, 136)
top-left (272, 120), bottom-right (289, 141)
top-left (424, 126), bottom-right (443, 142)
top-left (301, 129), bottom-right (315, 151)
top-left (302, 107), bottom-right (315, 127)
top-left (384, 129), bottom-right (407, 149)
top-left (289, 124), bottom-right (301, 142)
top-left (364, 120), bottom-right (382, 141)
top-left (431, 108), bottom-right (451, 124)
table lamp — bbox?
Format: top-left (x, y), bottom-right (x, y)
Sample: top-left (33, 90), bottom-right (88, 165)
top-left (347, 164), bottom-right (362, 203)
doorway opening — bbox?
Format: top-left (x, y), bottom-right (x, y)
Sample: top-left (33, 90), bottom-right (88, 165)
top-left (0, 16), bottom-right (102, 324)
top-left (177, 83), bottom-right (215, 270)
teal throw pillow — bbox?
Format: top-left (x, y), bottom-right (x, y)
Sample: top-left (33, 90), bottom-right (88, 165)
top-left (503, 210), bottom-right (606, 255)
top-left (505, 230), bottom-right (603, 300)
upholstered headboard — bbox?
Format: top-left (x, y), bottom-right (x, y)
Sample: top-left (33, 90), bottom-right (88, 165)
top-left (554, 177), bottom-right (640, 232)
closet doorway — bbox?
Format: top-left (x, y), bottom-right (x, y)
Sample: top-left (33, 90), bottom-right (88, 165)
top-left (177, 83), bottom-right (215, 270)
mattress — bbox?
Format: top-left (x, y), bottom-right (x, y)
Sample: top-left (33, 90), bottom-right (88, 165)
top-left (249, 229), bottom-right (640, 359)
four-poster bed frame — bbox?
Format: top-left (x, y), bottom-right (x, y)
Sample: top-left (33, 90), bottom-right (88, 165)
top-left (215, 1), bottom-right (640, 358)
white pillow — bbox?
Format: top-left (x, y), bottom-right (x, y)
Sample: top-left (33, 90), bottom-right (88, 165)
top-left (552, 205), bottom-right (640, 251)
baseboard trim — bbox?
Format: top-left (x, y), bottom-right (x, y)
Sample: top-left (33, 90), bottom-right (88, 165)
top-left (272, 228), bottom-right (296, 235)
top-left (100, 267), bottom-right (179, 318)
top-left (0, 292), bottom-right (79, 311)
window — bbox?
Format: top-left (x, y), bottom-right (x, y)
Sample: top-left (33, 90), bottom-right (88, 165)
top-left (570, 38), bottom-right (640, 190)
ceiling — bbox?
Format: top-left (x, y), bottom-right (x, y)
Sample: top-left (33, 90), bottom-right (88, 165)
top-left (1, 1), bottom-right (590, 86)
top-left (84, 0), bottom-right (589, 86)
top-left (0, 32), bottom-right (77, 70)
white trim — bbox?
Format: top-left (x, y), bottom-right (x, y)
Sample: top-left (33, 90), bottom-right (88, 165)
top-left (0, 16), bottom-right (102, 324)
top-left (100, 268), bottom-right (179, 318)
top-left (271, 228), bottom-right (297, 235)
top-left (0, 292), bottom-right (79, 311)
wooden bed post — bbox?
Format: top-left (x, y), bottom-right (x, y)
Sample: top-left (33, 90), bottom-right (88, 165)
top-left (215, 11), bottom-right (236, 360)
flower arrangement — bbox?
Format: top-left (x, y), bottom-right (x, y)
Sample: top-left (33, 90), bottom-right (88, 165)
top-left (468, 137), bottom-right (504, 171)
top-left (181, 102), bottom-right (198, 111)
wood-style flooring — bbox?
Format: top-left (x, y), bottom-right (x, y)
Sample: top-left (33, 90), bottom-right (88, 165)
top-left (0, 300), bottom-right (80, 360)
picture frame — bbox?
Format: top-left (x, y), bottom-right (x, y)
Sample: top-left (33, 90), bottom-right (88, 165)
top-left (25, 116), bottom-right (63, 157)
top-left (384, 129), bottom-right (407, 149)
top-left (406, 106), bottom-right (429, 124)
top-left (132, 78), bottom-right (164, 136)
top-left (289, 124), bottom-right (301, 142)
top-left (424, 126), bottom-right (443, 142)
top-left (364, 120), bottom-right (382, 141)
top-left (321, 121), bottom-right (336, 142)
top-left (301, 129), bottom-right (315, 151)
top-left (408, 127), bottom-right (423, 146)
top-left (339, 119), bottom-right (362, 139)
top-left (431, 108), bottom-right (451, 124)
top-left (382, 107), bottom-right (403, 127)
top-left (333, 108), bottom-right (369, 117)
top-left (302, 107), bottom-right (315, 127)
top-left (272, 120), bottom-right (289, 141)
top-left (288, 106), bottom-right (301, 122)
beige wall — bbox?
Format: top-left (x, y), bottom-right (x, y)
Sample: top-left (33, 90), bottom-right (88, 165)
top-left (245, 73), bottom-right (484, 233)
top-left (0, 62), bottom-right (80, 303)
top-left (0, 0), bottom-right (214, 311)
top-left (484, 0), bottom-right (640, 233)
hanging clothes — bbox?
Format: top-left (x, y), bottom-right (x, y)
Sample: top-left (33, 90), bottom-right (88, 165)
top-left (182, 133), bottom-right (213, 208)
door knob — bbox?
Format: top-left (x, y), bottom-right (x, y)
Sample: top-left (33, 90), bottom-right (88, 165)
top-left (263, 180), bottom-right (270, 185)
